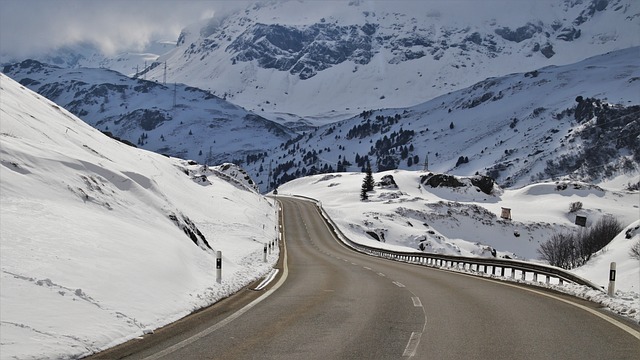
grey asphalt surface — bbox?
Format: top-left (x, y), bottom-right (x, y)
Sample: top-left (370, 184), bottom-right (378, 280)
top-left (89, 196), bottom-right (640, 359)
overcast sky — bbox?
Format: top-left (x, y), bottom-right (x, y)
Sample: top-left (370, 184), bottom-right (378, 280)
top-left (0, 0), bottom-right (250, 58)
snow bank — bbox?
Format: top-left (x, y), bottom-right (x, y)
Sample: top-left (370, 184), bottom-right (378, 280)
top-left (0, 73), bottom-right (279, 359)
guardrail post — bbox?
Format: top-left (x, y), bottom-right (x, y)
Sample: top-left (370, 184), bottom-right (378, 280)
top-left (607, 262), bottom-right (616, 297)
top-left (216, 251), bottom-right (222, 284)
top-left (545, 275), bottom-right (550, 284)
top-left (500, 267), bottom-right (505, 277)
top-left (521, 270), bottom-right (526, 281)
top-left (511, 268), bottom-right (515, 279)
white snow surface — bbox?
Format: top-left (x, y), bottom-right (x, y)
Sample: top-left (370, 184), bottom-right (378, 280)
top-left (278, 169), bottom-right (640, 322)
top-left (0, 74), bottom-right (279, 359)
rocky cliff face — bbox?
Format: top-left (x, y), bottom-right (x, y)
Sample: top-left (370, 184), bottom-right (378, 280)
top-left (142, 0), bottom-right (638, 118)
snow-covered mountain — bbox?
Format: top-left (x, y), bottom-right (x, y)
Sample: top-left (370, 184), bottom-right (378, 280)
top-left (6, 46), bottom-right (639, 192)
top-left (2, 60), bottom-right (294, 167)
top-left (0, 73), bottom-right (279, 358)
top-left (249, 47), bottom-right (639, 191)
top-left (143, 0), bottom-right (640, 119)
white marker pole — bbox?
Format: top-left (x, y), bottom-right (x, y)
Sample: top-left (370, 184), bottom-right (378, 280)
top-left (264, 244), bottom-right (268, 263)
top-left (607, 262), bottom-right (616, 297)
top-left (216, 251), bottom-right (222, 284)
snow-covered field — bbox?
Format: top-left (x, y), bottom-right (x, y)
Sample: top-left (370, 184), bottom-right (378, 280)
top-left (278, 170), bottom-right (640, 321)
top-left (0, 74), bottom-right (279, 359)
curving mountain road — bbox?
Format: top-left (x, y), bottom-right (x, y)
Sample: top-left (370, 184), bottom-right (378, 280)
top-left (90, 196), bottom-right (640, 359)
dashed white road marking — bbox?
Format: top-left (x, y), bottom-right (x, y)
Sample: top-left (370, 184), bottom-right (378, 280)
top-left (411, 296), bottom-right (422, 307)
top-left (377, 272), bottom-right (386, 277)
top-left (363, 266), bottom-right (372, 271)
top-left (393, 281), bottom-right (406, 288)
top-left (403, 331), bottom-right (422, 357)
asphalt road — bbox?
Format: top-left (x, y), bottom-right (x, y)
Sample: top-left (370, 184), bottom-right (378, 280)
top-left (90, 196), bottom-right (640, 359)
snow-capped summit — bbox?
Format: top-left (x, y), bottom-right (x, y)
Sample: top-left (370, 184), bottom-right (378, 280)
top-left (144, 0), bottom-right (640, 119)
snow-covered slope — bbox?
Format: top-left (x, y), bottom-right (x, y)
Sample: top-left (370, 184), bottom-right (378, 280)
top-left (255, 47), bottom-right (640, 191)
top-left (0, 73), bottom-right (279, 359)
top-left (8, 46), bottom-right (638, 193)
top-left (145, 0), bottom-right (640, 119)
top-left (2, 60), bottom-right (294, 167)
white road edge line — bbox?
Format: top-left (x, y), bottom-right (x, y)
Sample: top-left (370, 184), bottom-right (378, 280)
top-left (402, 331), bottom-right (422, 357)
top-left (501, 280), bottom-right (640, 340)
top-left (253, 269), bottom-right (280, 291)
top-left (142, 201), bottom-right (290, 360)
top-left (433, 266), bottom-right (640, 340)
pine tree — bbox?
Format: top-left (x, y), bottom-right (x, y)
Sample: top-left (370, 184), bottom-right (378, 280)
top-left (364, 166), bottom-right (375, 191)
top-left (360, 181), bottom-right (369, 201)
top-left (360, 166), bottom-right (375, 201)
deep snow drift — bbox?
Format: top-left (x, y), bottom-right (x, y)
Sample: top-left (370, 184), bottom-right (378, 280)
top-left (0, 73), bottom-right (279, 359)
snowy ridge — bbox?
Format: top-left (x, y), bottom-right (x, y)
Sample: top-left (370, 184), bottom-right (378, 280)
top-left (5, 47), bottom-right (639, 194)
top-left (0, 74), bottom-right (279, 358)
top-left (2, 60), bottom-right (294, 168)
top-left (144, 0), bottom-right (640, 119)
top-left (254, 47), bottom-right (640, 191)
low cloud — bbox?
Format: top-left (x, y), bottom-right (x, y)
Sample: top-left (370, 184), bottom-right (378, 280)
top-left (0, 0), bottom-right (249, 58)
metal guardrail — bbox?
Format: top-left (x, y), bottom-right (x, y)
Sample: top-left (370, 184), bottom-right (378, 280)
top-left (289, 195), bottom-right (605, 292)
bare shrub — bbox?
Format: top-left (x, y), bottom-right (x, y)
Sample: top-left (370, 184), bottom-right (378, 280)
top-left (569, 201), bottom-right (583, 213)
top-left (630, 240), bottom-right (640, 260)
top-left (539, 216), bottom-right (623, 269)
top-left (538, 232), bottom-right (576, 269)
top-left (579, 216), bottom-right (623, 261)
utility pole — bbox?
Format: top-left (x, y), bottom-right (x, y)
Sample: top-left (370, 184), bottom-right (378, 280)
top-left (173, 83), bottom-right (177, 110)
top-left (423, 154), bottom-right (429, 172)
top-left (268, 160), bottom-right (273, 191)
top-left (163, 61), bottom-right (167, 86)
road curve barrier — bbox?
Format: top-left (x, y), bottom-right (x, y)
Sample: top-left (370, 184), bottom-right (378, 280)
top-left (288, 195), bottom-right (604, 293)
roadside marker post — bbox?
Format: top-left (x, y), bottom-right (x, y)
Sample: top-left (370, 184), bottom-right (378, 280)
top-left (607, 262), bottom-right (616, 297)
top-left (264, 244), bottom-right (268, 263)
top-left (216, 251), bottom-right (222, 284)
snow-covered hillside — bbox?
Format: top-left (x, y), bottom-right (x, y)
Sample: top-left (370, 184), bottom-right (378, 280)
top-left (7, 46), bottom-right (639, 193)
top-left (256, 47), bottom-right (640, 191)
top-left (2, 60), bottom-right (294, 167)
top-left (145, 0), bottom-right (640, 119)
top-left (278, 169), bottom-right (639, 318)
top-left (0, 73), bottom-right (279, 359)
